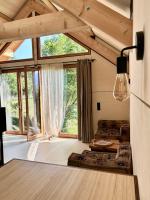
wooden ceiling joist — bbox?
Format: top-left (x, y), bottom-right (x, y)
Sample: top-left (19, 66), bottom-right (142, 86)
top-left (41, 0), bottom-right (119, 64)
top-left (28, 0), bottom-right (51, 15)
top-left (0, 12), bottom-right (12, 21)
top-left (40, 0), bottom-right (57, 12)
top-left (0, 12), bottom-right (88, 42)
top-left (0, 0), bottom-right (55, 52)
top-left (0, 0), bottom-right (33, 50)
top-left (13, 0), bottom-right (34, 20)
top-left (69, 31), bottom-right (119, 64)
top-left (0, 0), bottom-right (119, 65)
top-left (13, 0), bottom-right (50, 20)
top-left (51, 0), bottom-right (133, 46)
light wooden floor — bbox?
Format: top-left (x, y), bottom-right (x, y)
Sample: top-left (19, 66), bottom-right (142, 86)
top-left (0, 159), bottom-right (137, 200)
top-left (2, 135), bottom-right (139, 200)
top-left (3, 134), bottom-right (89, 165)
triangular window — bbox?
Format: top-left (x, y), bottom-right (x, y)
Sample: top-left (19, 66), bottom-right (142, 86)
top-left (39, 33), bottom-right (89, 58)
top-left (0, 39), bottom-right (33, 62)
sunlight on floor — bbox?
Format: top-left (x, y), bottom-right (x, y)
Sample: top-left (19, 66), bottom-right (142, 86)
top-left (27, 142), bottom-right (39, 161)
top-left (3, 134), bottom-right (89, 165)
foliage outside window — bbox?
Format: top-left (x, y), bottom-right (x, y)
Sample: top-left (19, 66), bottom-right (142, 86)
top-left (61, 68), bottom-right (78, 135)
top-left (0, 33), bottom-right (82, 136)
top-left (0, 34), bottom-right (88, 62)
top-left (40, 34), bottom-right (88, 57)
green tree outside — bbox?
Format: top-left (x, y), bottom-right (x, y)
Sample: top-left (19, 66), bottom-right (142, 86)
top-left (1, 34), bottom-right (87, 134)
top-left (41, 33), bottom-right (88, 57)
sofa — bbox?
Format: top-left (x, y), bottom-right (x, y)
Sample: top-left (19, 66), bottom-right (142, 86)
top-left (94, 120), bottom-right (130, 142)
top-left (68, 143), bottom-right (132, 174)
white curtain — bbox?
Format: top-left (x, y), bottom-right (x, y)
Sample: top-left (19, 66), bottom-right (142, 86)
top-left (0, 74), bottom-right (12, 130)
top-left (41, 63), bottom-right (64, 137)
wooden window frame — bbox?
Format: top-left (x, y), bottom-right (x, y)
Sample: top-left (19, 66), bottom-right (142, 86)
top-left (37, 33), bottom-right (91, 60)
top-left (1, 67), bottom-right (42, 141)
top-left (0, 32), bottom-right (89, 139)
top-left (0, 33), bottom-right (91, 66)
top-left (0, 39), bottom-right (34, 64)
top-left (59, 63), bottom-right (79, 139)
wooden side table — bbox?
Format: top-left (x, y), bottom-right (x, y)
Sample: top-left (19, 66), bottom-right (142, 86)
top-left (89, 139), bottom-right (120, 152)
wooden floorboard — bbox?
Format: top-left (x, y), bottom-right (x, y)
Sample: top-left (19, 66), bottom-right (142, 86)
top-left (0, 159), bottom-right (137, 200)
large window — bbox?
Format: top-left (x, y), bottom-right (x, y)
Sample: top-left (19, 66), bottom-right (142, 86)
top-left (39, 34), bottom-right (89, 58)
top-left (0, 73), bottom-right (19, 131)
top-left (0, 34), bottom-right (89, 63)
top-left (0, 69), bottom-right (41, 141)
top-left (0, 39), bottom-right (33, 62)
top-left (60, 66), bottom-right (78, 137)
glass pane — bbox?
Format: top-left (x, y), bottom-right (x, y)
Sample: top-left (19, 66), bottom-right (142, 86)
top-left (0, 73), bottom-right (19, 131)
top-left (40, 34), bottom-right (88, 57)
top-left (20, 72), bottom-right (26, 133)
top-left (27, 71), bottom-right (41, 136)
top-left (0, 39), bottom-right (33, 62)
top-left (61, 68), bottom-right (78, 135)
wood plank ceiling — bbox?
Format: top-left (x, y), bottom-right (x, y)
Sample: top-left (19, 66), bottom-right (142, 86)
top-left (0, 0), bottom-right (27, 18)
top-left (51, 0), bottom-right (132, 45)
top-left (0, 0), bottom-right (133, 65)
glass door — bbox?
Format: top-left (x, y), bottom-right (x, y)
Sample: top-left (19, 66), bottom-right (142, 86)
top-left (60, 66), bottom-right (78, 138)
top-left (0, 72), bottom-right (20, 133)
top-left (26, 70), bottom-right (41, 141)
top-left (0, 68), bottom-right (41, 141)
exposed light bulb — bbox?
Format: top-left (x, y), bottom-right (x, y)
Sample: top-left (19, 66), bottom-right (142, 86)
top-left (113, 73), bottom-right (130, 102)
top-left (113, 31), bottom-right (144, 102)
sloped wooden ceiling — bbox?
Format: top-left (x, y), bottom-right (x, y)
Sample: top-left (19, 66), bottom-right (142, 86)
top-left (50, 0), bottom-right (132, 46)
top-left (97, 0), bottom-right (131, 18)
top-left (0, 0), bottom-right (27, 19)
top-left (0, 0), bottom-right (133, 65)
top-left (0, 0), bottom-right (51, 53)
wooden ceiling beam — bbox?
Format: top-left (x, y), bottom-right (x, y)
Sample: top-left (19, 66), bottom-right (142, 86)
top-left (0, 42), bottom-right (11, 55)
top-left (13, 0), bottom-right (34, 20)
top-left (0, 0), bottom-right (53, 51)
top-left (13, 0), bottom-right (51, 19)
top-left (29, 0), bottom-right (52, 15)
top-left (0, 0), bottom-right (34, 51)
top-left (39, 0), bottom-right (93, 34)
top-left (40, 0), bottom-right (57, 12)
top-left (41, 0), bottom-right (119, 64)
top-left (0, 12), bottom-right (12, 21)
top-left (0, 0), bottom-right (119, 64)
top-left (0, 12), bottom-right (88, 42)
top-left (51, 0), bottom-right (133, 46)
top-left (69, 31), bottom-right (119, 64)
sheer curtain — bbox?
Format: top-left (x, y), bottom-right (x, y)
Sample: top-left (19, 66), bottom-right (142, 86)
top-left (0, 74), bottom-right (12, 130)
top-left (41, 63), bottom-right (64, 137)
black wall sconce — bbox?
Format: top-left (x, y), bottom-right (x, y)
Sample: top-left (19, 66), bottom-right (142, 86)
top-left (113, 31), bottom-right (144, 102)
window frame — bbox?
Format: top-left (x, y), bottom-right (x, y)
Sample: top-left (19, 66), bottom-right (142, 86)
top-left (0, 34), bottom-right (91, 65)
top-left (0, 39), bottom-right (34, 64)
top-left (37, 33), bottom-right (91, 60)
top-left (1, 67), bottom-right (42, 141)
top-left (58, 63), bottom-right (79, 139)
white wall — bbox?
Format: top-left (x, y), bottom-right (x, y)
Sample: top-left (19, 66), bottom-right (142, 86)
top-left (130, 0), bottom-right (150, 199)
top-left (91, 51), bottom-right (129, 132)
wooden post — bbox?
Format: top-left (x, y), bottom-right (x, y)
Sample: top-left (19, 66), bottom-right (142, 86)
top-left (24, 69), bottom-right (30, 141)
top-left (17, 72), bottom-right (23, 135)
